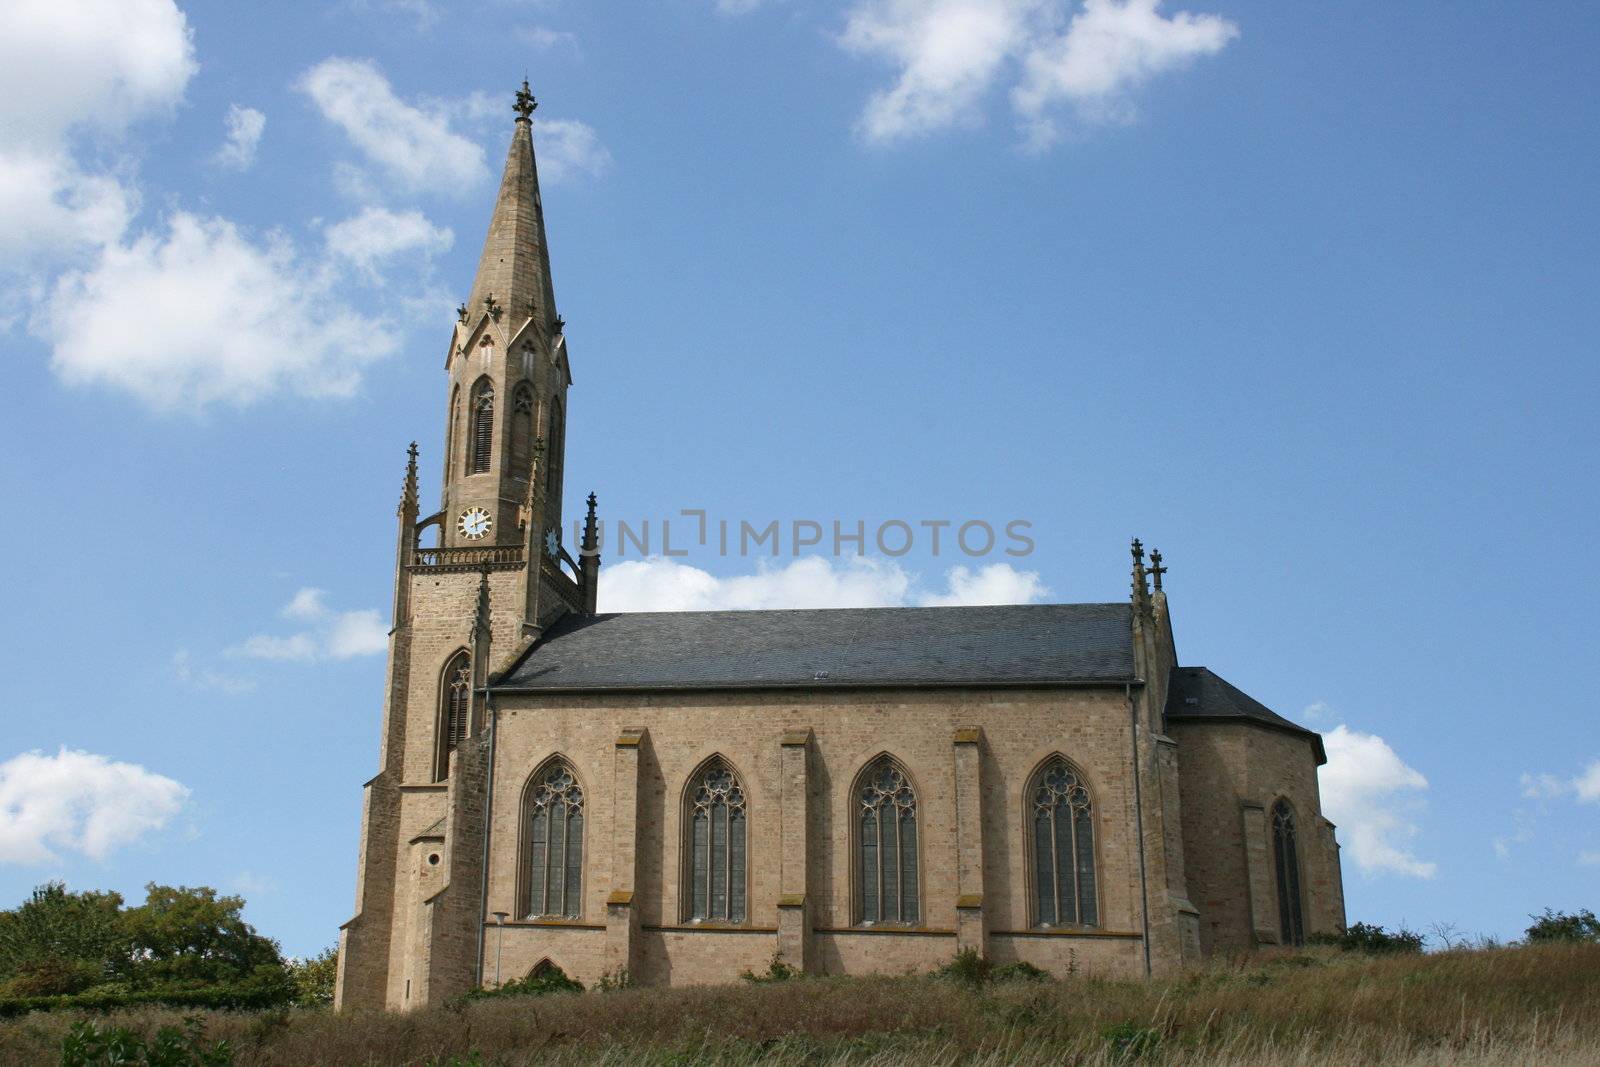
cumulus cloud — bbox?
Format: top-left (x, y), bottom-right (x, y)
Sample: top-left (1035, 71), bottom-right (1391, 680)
top-left (213, 105), bottom-right (266, 170)
top-left (228, 587), bottom-right (389, 662)
top-left (535, 119), bottom-right (613, 185)
top-left (324, 205), bottom-right (452, 275)
top-left (598, 556), bottom-right (1046, 612)
top-left (519, 26), bottom-right (579, 50)
top-left (1012, 0), bottom-right (1237, 147)
top-left (40, 212), bottom-right (398, 411)
top-left (0, 747), bottom-right (189, 865)
top-left (0, 0), bottom-right (195, 268)
top-left (839, 0), bottom-right (1235, 146)
top-left (1518, 760), bottom-right (1600, 804)
top-left (1320, 725), bottom-right (1435, 879)
top-left (299, 58), bottom-right (489, 197)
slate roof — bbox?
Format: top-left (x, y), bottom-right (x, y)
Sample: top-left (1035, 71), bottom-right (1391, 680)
top-left (1164, 666), bottom-right (1325, 763)
top-left (492, 603), bottom-right (1136, 692)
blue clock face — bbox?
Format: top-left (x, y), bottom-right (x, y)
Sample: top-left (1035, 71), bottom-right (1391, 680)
top-left (457, 507), bottom-right (492, 540)
top-left (543, 529), bottom-right (560, 557)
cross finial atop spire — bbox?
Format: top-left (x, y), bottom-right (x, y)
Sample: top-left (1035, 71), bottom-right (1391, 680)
top-left (513, 79), bottom-right (537, 122)
top-left (1148, 548), bottom-right (1167, 592)
top-left (1131, 537), bottom-right (1149, 602)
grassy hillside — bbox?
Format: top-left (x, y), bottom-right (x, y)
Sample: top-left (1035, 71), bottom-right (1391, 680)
top-left (4, 943), bottom-right (1599, 1066)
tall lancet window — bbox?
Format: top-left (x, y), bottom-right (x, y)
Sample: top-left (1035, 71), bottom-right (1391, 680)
top-left (685, 758), bottom-right (747, 923)
top-left (857, 756), bottom-right (918, 924)
top-left (468, 377), bottom-right (495, 475)
top-left (1272, 799), bottom-right (1305, 945)
top-left (511, 384), bottom-right (535, 479)
top-left (434, 651), bottom-right (472, 782)
top-left (521, 760), bottom-right (584, 919)
top-left (1030, 757), bottom-right (1098, 927)
top-left (546, 398), bottom-right (564, 496)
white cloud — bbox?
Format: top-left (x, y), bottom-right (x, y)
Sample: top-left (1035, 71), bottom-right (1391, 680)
top-left (0, 0), bottom-right (195, 268)
top-left (1320, 725), bottom-right (1435, 879)
top-left (519, 26), bottom-right (578, 50)
top-left (838, 0), bottom-right (1236, 146)
top-left (1580, 851), bottom-right (1600, 867)
top-left (1575, 760), bottom-right (1600, 803)
top-left (1518, 760), bottom-right (1600, 804)
top-left (1012, 0), bottom-right (1237, 147)
top-left (842, 0), bottom-right (1037, 143)
top-left (0, 747), bottom-right (189, 865)
top-left (1301, 700), bottom-right (1331, 723)
top-left (213, 105), bottom-right (266, 170)
top-left (325, 206), bottom-right (453, 276)
top-left (39, 212), bottom-right (398, 411)
top-left (599, 556), bottom-right (1046, 612)
top-left (172, 648), bottom-right (255, 695)
top-left (535, 119), bottom-right (613, 185)
top-left (299, 58), bottom-right (489, 197)
top-left (228, 587), bottom-right (389, 662)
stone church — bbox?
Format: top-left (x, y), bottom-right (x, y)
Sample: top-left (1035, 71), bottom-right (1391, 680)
top-left (334, 85), bottom-right (1345, 1012)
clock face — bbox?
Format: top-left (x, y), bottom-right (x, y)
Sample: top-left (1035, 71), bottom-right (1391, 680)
top-left (457, 507), bottom-right (492, 540)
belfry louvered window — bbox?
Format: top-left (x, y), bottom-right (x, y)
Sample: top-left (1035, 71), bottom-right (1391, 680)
top-left (686, 758), bottom-right (747, 923)
top-left (858, 756), bottom-right (919, 924)
top-left (435, 651), bottom-right (471, 782)
top-left (523, 761), bottom-right (584, 919)
top-left (1273, 800), bottom-right (1305, 945)
top-left (468, 377), bottom-right (494, 475)
top-left (1030, 757), bottom-right (1098, 927)
top-left (511, 384), bottom-right (535, 479)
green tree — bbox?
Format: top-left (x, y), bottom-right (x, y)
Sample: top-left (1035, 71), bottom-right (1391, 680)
top-left (287, 946), bottom-right (339, 1007)
top-left (1525, 909), bottom-right (1600, 944)
top-left (0, 883), bottom-right (127, 996)
top-left (117, 884), bottom-right (289, 994)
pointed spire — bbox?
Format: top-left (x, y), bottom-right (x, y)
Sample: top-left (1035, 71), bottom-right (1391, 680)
top-left (400, 441), bottom-right (419, 510)
top-left (1131, 537), bottom-right (1149, 604)
top-left (581, 492), bottom-right (599, 554)
top-left (465, 82), bottom-right (557, 335)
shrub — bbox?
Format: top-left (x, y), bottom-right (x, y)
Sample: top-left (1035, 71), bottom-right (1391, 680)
top-left (464, 962), bottom-right (583, 1000)
top-left (934, 948), bottom-right (992, 987)
top-left (1311, 921), bottom-right (1424, 954)
top-left (1102, 1021), bottom-right (1162, 1060)
top-left (741, 955), bottom-right (802, 983)
top-left (992, 960), bottom-right (1052, 983)
top-left (1525, 908), bottom-right (1600, 944)
top-left (59, 1018), bottom-right (232, 1067)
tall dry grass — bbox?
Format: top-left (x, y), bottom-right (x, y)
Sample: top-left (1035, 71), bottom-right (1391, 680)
top-left (3, 943), bottom-right (1598, 1066)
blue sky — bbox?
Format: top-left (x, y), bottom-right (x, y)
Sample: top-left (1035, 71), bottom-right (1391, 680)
top-left (1, 0), bottom-right (1597, 957)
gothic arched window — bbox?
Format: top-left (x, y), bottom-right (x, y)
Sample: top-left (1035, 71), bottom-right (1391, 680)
top-left (511, 383), bottom-right (535, 479)
top-left (1030, 757), bottom-right (1098, 927)
top-left (857, 756), bottom-right (918, 925)
top-left (546, 397), bottom-right (564, 496)
top-left (434, 650), bottom-right (471, 782)
top-left (685, 757), bottom-right (747, 923)
top-left (468, 377), bottom-right (495, 475)
top-left (521, 760), bottom-right (584, 919)
top-left (1272, 799), bottom-right (1305, 945)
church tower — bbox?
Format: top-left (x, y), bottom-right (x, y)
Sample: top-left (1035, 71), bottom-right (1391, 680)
top-left (335, 83), bottom-right (600, 1012)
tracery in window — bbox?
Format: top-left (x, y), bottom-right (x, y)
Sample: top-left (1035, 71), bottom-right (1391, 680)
top-left (1030, 757), bottom-right (1097, 927)
top-left (1272, 799), bottom-right (1304, 946)
top-left (468, 377), bottom-right (494, 474)
top-left (857, 756), bottom-right (918, 924)
top-left (685, 757), bottom-right (747, 923)
top-left (434, 650), bottom-right (471, 782)
top-left (522, 760), bottom-right (584, 919)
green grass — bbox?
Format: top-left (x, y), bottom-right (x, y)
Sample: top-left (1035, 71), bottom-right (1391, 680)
top-left (4, 943), bottom-right (1599, 1066)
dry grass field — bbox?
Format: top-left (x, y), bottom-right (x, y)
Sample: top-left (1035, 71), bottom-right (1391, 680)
top-left (3, 943), bottom-right (1598, 1066)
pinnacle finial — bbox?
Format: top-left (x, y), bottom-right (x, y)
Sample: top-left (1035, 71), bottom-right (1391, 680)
top-left (1131, 537), bottom-right (1145, 565)
top-left (514, 79), bottom-right (537, 122)
top-left (582, 491), bottom-right (599, 553)
top-left (1148, 549), bottom-right (1167, 593)
top-left (401, 441), bottom-right (420, 509)
top-left (1131, 537), bottom-right (1149, 602)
